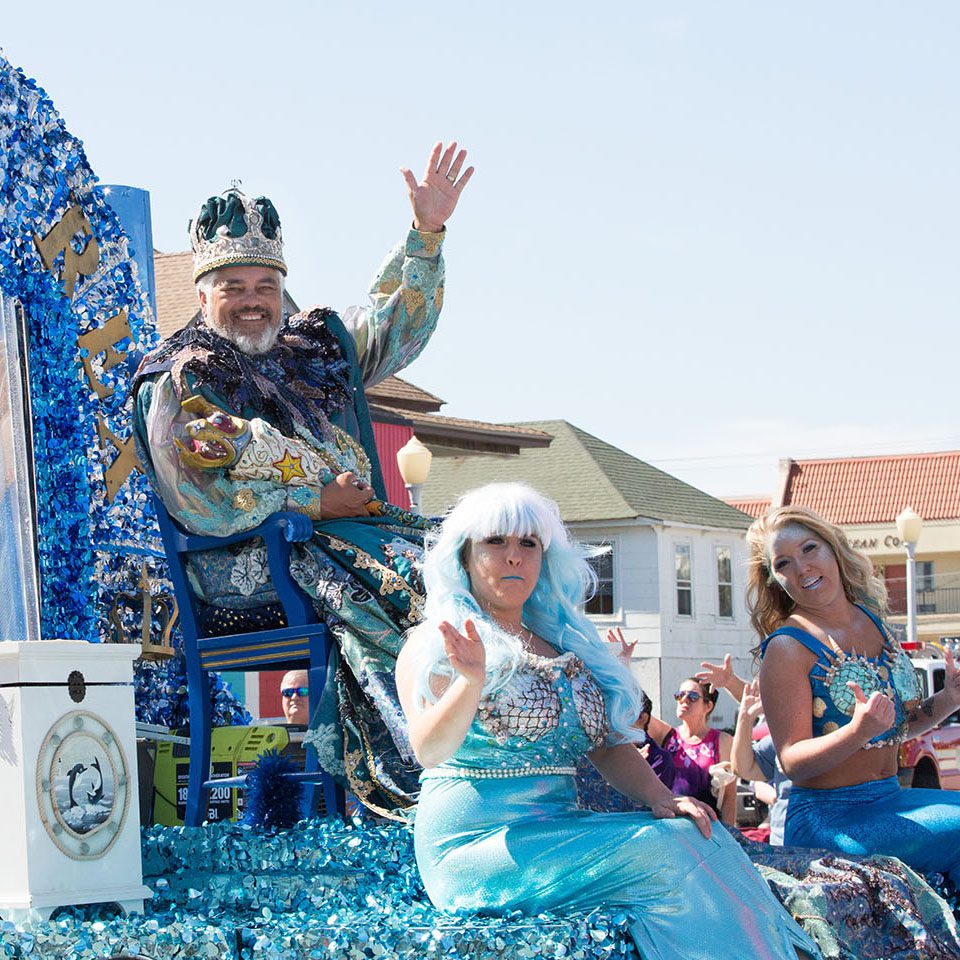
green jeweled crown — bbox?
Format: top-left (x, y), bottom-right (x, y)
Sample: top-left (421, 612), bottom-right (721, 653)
top-left (190, 188), bottom-right (286, 282)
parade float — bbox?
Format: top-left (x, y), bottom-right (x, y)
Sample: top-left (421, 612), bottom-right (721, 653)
top-left (0, 51), bottom-right (648, 960)
top-left (4, 50), bottom-right (960, 960)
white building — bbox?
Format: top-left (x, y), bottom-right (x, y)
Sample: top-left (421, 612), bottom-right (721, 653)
top-left (422, 420), bottom-right (756, 728)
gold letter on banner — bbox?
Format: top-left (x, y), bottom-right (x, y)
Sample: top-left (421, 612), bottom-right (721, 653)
top-left (95, 416), bottom-right (142, 502)
top-left (77, 310), bottom-right (132, 400)
top-left (33, 205), bottom-right (101, 300)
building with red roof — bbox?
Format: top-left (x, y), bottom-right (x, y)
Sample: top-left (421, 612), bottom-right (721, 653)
top-left (726, 452), bottom-right (960, 646)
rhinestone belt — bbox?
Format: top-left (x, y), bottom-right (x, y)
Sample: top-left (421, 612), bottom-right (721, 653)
top-left (424, 765), bottom-right (577, 780)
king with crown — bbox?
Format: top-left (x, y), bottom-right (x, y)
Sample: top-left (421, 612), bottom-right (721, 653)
top-left (132, 143), bottom-right (473, 814)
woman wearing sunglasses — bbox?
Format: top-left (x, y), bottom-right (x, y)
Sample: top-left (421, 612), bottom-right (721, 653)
top-left (643, 679), bottom-right (735, 823)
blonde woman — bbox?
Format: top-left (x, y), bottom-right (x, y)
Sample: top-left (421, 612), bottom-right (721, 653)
top-left (749, 505), bottom-right (960, 883)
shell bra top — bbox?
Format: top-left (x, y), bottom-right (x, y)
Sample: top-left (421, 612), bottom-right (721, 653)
top-left (421, 650), bottom-right (610, 779)
top-left (760, 603), bottom-right (920, 748)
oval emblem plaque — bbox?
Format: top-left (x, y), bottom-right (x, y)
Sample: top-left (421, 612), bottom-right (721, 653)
top-left (35, 710), bottom-right (130, 860)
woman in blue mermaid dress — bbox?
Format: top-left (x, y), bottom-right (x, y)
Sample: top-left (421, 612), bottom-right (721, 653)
top-left (397, 483), bottom-right (819, 960)
top-left (748, 505), bottom-right (960, 884)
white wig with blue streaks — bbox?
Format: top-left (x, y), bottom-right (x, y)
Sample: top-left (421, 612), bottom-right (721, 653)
top-left (407, 482), bottom-right (645, 744)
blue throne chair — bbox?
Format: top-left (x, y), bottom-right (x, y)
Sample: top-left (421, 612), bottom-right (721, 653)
top-left (148, 314), bottom-right (388, 827)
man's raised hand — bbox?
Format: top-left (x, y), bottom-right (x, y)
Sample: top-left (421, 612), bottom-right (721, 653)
top-left (942, 648), bottom-right (960, 708)
top-left (402, 141), bottom-right (474, 233)
top-left (606, 626), bottom-right (637, 665)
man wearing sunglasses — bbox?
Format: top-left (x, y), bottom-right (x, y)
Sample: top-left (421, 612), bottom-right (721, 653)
top-left (280, 669), bottom-right (310, 726)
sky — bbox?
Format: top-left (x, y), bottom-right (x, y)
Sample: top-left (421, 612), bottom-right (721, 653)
top-left (4, 3), bottom-right (959, 499)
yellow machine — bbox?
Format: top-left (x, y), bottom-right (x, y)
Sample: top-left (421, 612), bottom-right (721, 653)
top-left (151, 725), bottom-right (305, 825)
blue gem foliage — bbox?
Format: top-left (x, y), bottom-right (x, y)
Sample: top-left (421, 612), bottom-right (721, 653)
top-left (0, 52), bottom-right (248, 729)
top-left (0, 819), bottom-right (643, 959)
top-left (242, 748), bottom-right (305, 830)
top-left (0, 51), bottom-right (158, 641)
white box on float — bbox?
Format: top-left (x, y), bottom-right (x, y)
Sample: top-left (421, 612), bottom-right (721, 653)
top-left (0, 640), bottom-right (151, 921)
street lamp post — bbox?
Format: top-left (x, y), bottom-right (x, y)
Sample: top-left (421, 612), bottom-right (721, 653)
top-left (895, 506), bottom-right (924, 648)
top-left (396, 435), bottom-right (433, 514)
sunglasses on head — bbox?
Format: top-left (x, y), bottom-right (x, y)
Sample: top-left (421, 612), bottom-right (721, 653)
top-left (673, 690), bottom-right (703, 703)
top-left (281, 686), bottom-right (309, 698)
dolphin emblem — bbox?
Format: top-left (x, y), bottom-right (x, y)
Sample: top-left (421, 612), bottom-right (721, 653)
top-left (66, 762), bottom-right (86, 808)
top-left (86, 756), bottom-right (104, 805)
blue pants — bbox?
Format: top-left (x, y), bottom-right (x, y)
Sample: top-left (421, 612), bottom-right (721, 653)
top-left (785, 775), bottom-right (960, 884)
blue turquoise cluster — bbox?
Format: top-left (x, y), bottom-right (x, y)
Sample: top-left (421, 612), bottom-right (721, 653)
top-left (242, 750), bottom-right (304, 829)
top-left (0, 52), bottom-right (160, 642)
top-left (135, 653), bottom-right (252, 729)
top-left (0, 53), bottom-right (250, 730)
top-left (0, 819), bottom-right (639, 959)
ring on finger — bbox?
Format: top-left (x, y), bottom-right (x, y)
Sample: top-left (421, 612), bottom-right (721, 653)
top-left (445, 173), bottom-right (457, 183)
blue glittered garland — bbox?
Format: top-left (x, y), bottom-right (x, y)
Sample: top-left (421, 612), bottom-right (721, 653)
top-left (242, 749), bottom-right (304, 830)
top-left (0, 54), bottom-right (159, 641)
top-left (1, 819), bottom-right (641, 960)
top-left (1, 54), bottom-right (259, 730)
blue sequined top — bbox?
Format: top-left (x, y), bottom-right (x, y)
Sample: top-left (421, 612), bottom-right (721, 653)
top-left (760, 604), bottom-right (920, 748)
top-left (420, 651), bottom-right (609, 780)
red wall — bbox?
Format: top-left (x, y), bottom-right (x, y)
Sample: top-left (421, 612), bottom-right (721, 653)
top-left (373, 420), bottom-right (414, 507)
top-left (259, 673), bottom-right (284, 720)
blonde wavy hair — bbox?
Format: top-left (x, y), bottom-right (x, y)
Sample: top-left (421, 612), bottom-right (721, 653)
top-left (745, 505), bottom-right (888, 645)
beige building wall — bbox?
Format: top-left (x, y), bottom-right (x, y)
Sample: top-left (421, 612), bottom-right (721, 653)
top-left (843, 519), bottom-right (960, 645)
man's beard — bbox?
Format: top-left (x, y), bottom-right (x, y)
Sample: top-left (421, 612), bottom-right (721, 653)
top-left (206, 311), bottom-right (280, 355)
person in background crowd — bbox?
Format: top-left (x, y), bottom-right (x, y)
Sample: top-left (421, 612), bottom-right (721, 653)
top-left (609, 629), bottom-right (735, 823)
top-left (279, 669), bottom-right (309, 725)
top-left (732, 678), bottom-right (791, 845)
top-left (633, 691), bottom-right (714, 799)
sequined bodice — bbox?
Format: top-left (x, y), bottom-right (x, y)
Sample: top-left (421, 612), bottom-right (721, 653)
top-left (422, 651), bottom-right (609, 779)
top-left (761, 605), bottom-right (920, 748)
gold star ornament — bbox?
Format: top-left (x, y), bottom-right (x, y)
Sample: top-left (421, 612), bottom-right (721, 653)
top-left (273, 451), bottom-right (307, 483)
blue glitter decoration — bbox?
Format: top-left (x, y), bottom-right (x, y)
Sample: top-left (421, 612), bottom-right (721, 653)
top-left (135, 652), bottom-right (251, 729)
top-left (5, 817), bottom-right (960, 958)
top-left (1, 819), bottom-right (643, 959)
top-left (0, 52), bottom-right (253, 729)
top-left (243, 749), bottom-right (305, 830)
top-left (0, 52), bottom-right (161, 642)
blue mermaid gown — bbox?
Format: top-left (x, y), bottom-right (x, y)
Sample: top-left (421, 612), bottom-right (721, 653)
top-left (414, 650), bottom-right (819, 960)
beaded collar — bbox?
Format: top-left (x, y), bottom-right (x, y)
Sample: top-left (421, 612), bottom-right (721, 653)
top-left (133, 307), bottom-right (351, 443)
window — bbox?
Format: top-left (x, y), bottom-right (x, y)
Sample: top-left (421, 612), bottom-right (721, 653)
top-left (585, 543), bottom-right (615, 616)
top-left (716, 546), bottom-right (734, 619)
top-left (675, 543), bottom-right (693, 616)
top-left (917, 561), bottom-right (936, 614)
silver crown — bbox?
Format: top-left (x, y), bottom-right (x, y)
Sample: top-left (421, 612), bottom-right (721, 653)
top-left (190, 188), bottom-right (286, 282)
